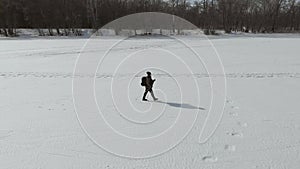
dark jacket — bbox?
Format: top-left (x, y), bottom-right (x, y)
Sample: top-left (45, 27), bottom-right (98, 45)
top-left (145, 76), bottom-right (155, 88)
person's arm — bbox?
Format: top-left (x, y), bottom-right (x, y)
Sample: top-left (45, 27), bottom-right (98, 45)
top-left (151, 78), bottom-right (156, 85)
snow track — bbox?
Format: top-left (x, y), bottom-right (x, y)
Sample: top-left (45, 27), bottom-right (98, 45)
top-left (1, 72), bottom-right (300, 79)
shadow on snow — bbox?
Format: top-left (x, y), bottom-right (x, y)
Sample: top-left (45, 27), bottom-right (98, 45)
top-left (155, 101), bottom-right (205, 110)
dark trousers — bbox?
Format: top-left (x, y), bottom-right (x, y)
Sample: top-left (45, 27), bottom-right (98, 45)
top-left (143, 87), bottom-right (156, 100)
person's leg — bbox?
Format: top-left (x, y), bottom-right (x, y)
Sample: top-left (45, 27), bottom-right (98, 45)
top-left (149, 88), bottom-right (158, 100)
top-left (142, 88), bottom-right (149, 101)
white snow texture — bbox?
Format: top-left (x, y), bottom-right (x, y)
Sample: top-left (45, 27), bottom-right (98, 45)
top-left (0, 34), bottom-right (300, 169)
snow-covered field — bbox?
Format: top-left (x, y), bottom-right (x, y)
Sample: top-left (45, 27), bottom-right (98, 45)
top-left (0, 35), bottom-right (300, 169)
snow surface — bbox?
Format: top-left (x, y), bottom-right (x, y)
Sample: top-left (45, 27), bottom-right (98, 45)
top-left (0, 35), bottom-right (300, 169)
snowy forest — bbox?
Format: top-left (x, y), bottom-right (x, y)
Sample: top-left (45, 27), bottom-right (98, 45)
top-left (1, 0), bottom-right (300, 36)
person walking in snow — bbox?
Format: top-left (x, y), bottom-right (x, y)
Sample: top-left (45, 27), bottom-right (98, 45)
top-left (141, 71), bottom-right (158, 101)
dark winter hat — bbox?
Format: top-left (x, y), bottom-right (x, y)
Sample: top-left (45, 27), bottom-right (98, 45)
top-left (146, 71), bottom-right (151, 75)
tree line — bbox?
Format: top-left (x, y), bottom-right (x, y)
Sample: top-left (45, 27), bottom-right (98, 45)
top-left (1, 0), bottom-right (300, 36)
